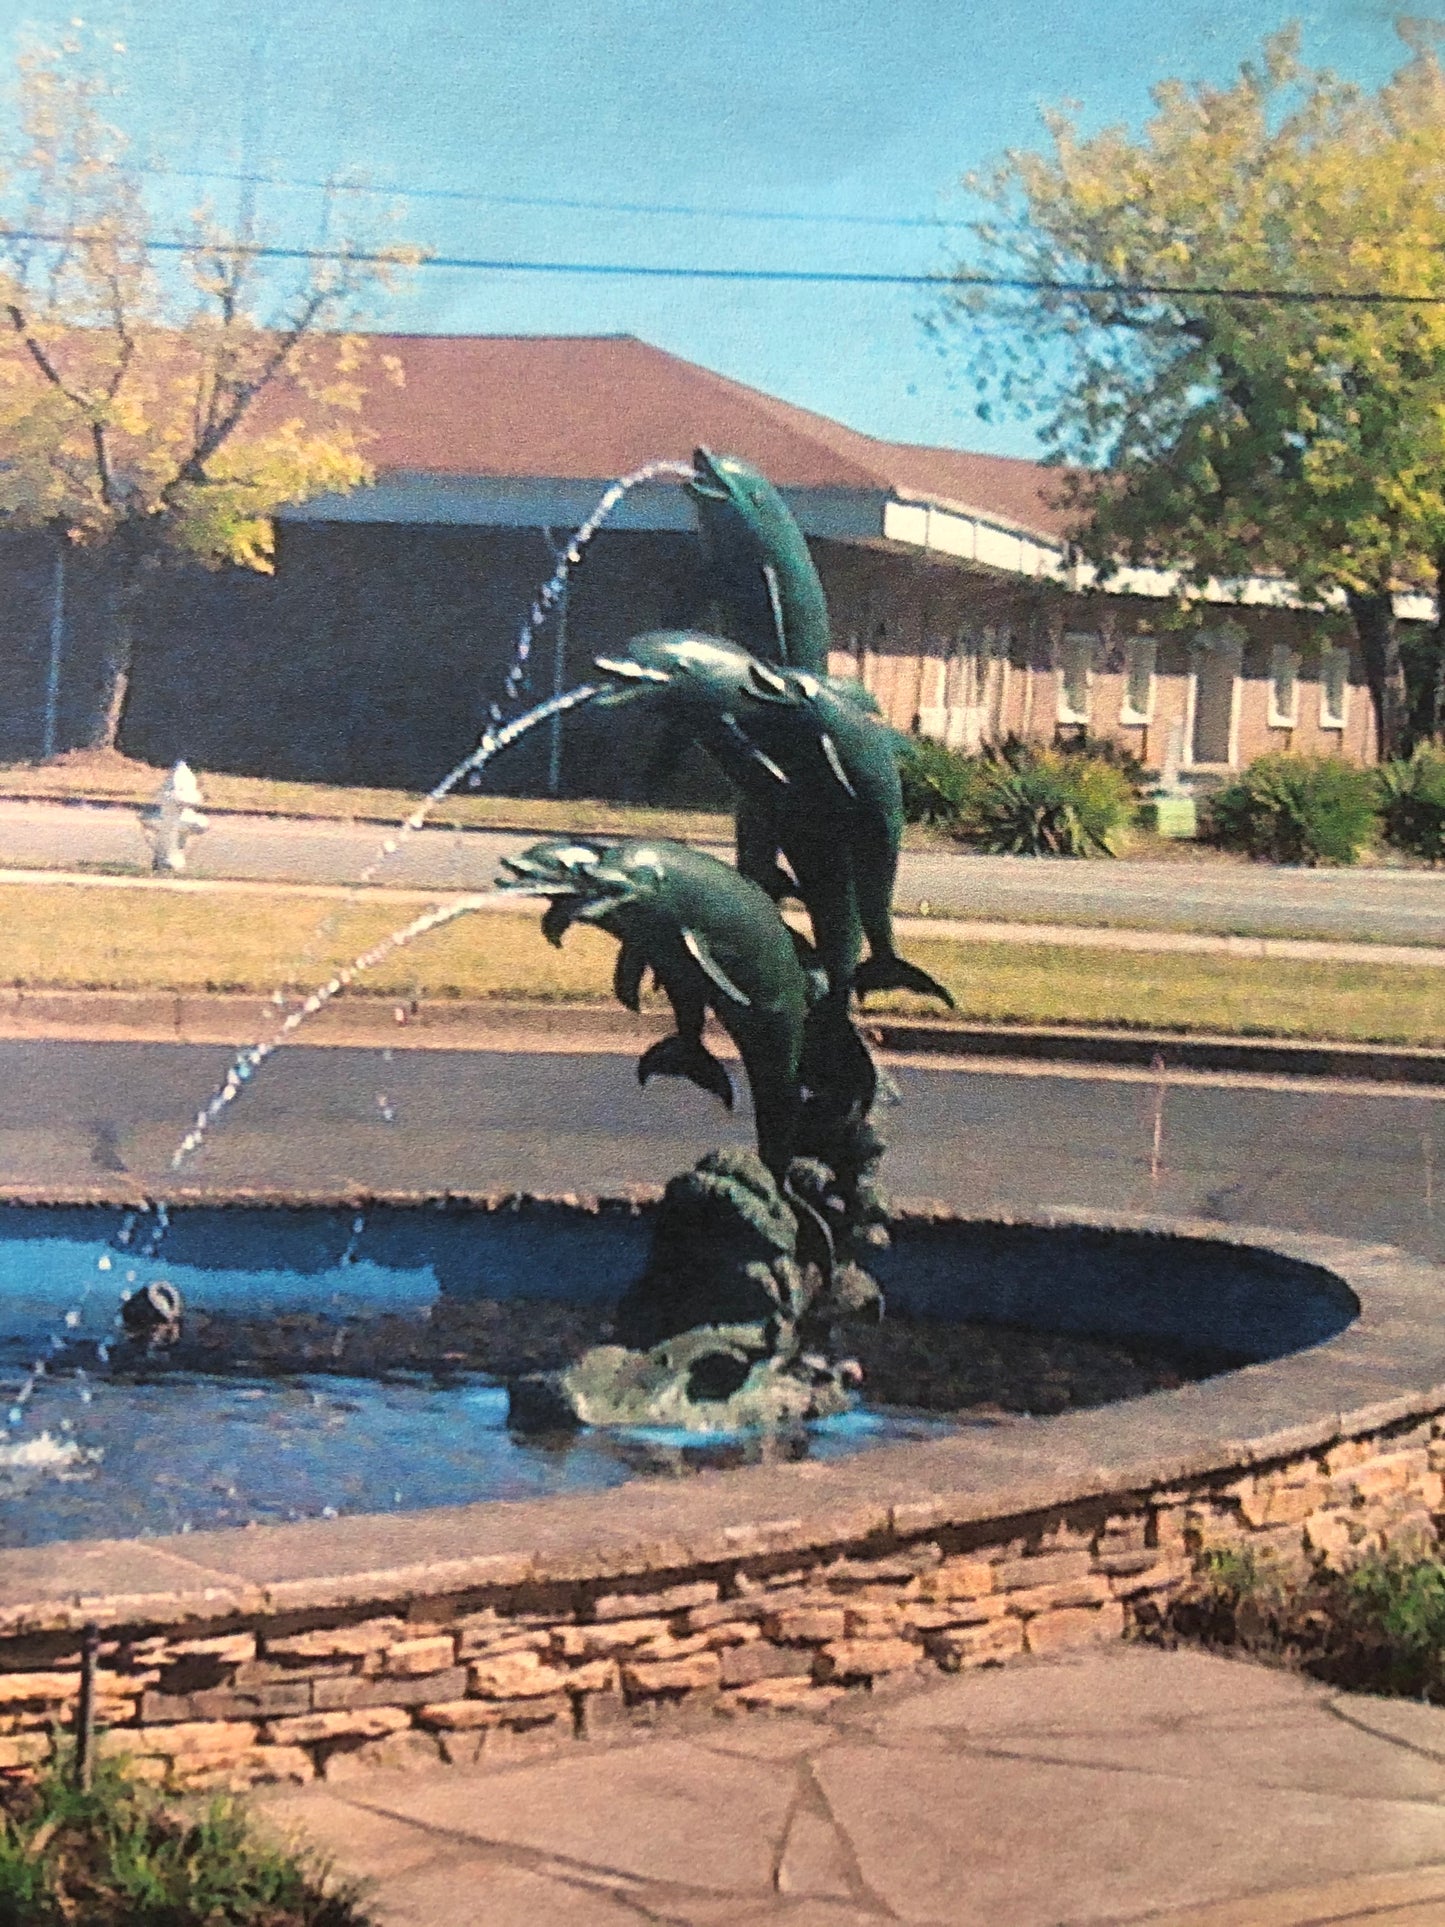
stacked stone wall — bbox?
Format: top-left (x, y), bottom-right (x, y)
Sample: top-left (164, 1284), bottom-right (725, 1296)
top-left (0, 1402), bottom-right (1438, 1791)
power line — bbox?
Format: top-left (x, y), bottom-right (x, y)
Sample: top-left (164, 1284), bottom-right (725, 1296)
top-left (6, 228), bottom-right (1445, 304)
top-left (142, 164), bottom-right (962, 231)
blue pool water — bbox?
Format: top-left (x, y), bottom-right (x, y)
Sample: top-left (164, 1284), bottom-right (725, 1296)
top-left (0, 1206), bottom-right (950, 1547)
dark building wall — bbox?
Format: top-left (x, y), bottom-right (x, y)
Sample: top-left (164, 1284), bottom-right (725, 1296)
top-left (114, 521), bottom-right (722, 797)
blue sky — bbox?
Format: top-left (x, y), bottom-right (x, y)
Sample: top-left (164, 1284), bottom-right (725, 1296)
top-left (0, 0), bottom-right (1416, 458)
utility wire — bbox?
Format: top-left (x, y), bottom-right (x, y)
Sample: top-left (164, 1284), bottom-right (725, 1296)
top-left (5, 227), bottom-right (1444, 304)
top-left (142, 164), bottom-right (962, 231)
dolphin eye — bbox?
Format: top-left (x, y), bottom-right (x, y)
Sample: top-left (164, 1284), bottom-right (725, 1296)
top-left (748, 663), bottom-right (788, 697)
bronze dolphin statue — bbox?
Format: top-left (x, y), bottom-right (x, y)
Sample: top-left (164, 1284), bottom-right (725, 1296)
top-left (686, 447), bottom-right (832, 675)
top-left (591, 633), bottom-right (953, 1010)
top-left (496, 835), bottom-right (815, 1177)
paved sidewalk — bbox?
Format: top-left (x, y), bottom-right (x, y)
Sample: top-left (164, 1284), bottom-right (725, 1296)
top-left (1, 863), bottom-right (1442, 970)
top-left (0, 796), bottom-right (1441, 944)
top-left (261, 1646), bottom-right (1445, 1925)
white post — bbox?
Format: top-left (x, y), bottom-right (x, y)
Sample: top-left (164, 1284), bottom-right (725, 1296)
top-left (41, 540), bottom-right (65, 761)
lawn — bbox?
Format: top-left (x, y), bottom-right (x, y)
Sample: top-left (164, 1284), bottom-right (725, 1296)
top-left (2, 880), bottom-right (1440, 1047)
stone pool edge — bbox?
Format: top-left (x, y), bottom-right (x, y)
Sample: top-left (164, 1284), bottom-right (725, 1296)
top-left (0, 1198), bottom-right (1437, 1787)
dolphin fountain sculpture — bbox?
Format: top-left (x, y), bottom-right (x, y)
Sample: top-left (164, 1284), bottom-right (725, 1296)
top-left (501, 453), bottom-right (931, 1435)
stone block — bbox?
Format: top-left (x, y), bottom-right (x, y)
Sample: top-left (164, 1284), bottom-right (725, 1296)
top-left (562, 1659), bottom-right (618, 1695)
top-left (902, 1598), bottom-right (1008, 1633)
top-left (141, 1681), bottom-right (311, 1724)
top-left (1333, 1451), bottom-right (1427, 1501)
top-left (719, 1643), bottom-right (814, 1689)
top-left (914, 1558), bottom-right (995, 1602)
top-left (683, 1596), bottom-right (767, 1633)
top-left (380, 1636), bottom-right (456, 1677)
top-left (620, 1653), bottom-right (722, 1697)
top-left (1094, 1517), bottom-right (1148, 1554)
top-left (418, 1694), bottom-right (570, 1732)
top-left (992, 1550), bottom-right (1093, 1592)
top-left (814, 1638), bottom-right (921, 1682)
top-left (843, 1603), bottom-right (905, 1639)
top-left (1023, 1602), bottom-right (1126, 1655)
top-left (1003, 1574), bottom-right (1115, 1617)
top-left (311, 1668), bottom-right (468, 1712)
top-left (1235, 1479), bottom-right (1329, 1528)
top-left (100, 1719), bottom-right (259, 1762)
top-left (551, 1618), bottom-right (671, 1660)
top-left (321, 1730), bottom-right (443, 1781)
top-left (265, 1707), bottom-right (410, 1746)
top-left (174, 1745), bottom-right (314, 1791)
top-left (158, 1633), bottom-right (256, 1666)
top-left (592, 1581), bottom-right (718, 1622)
top-left (0, 1733), bottom-right (50, 1769)
top-left (1106, 1557), bottom-right (1192, 1600)
top-left (1324, 1438), bottom-right (1376, 1475)
top-left (264, 1618), bottom-right (408, 1662)
top-left (822, 1554), bottom-right (937, 1590)
top-left (456, 1620), bottom-right (553, 1661)
top-left (926, 1618), bottom-right (1025, 1671)
top-left (0, 1669), bottom-right (137, 1706)
top-left (764, 1607), bottom-right (847, 1644)
top-left (727, 1677), bottom-right (844, 1711)
top-left (469, 1652), bottom-right (576, 1700)
top-left (1304, 1510), bottom-right (1354, 1561)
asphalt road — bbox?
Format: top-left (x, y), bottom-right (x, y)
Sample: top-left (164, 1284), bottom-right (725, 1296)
top-left (2, 1040), bottom-right (1439, 1265)
top-left (1, 798), bottom-right (1442, 943)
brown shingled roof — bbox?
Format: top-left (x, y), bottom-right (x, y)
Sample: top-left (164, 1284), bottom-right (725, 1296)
top-left (354, 334), bottom-right (1080, 545)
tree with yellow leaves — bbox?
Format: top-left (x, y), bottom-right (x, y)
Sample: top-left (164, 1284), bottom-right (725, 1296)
top-left (937, 24), bottom-right (1445, 755)
top-left (0, 29), bottom-right (418, 750)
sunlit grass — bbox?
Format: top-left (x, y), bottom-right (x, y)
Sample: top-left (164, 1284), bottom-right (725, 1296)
top-left (1, 881), bottom-right (1439, 1046)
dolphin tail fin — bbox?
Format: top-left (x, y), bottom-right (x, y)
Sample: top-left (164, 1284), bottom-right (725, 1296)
top-left (638, 1033), bottom-right (735, 1110)
top-left (853, 954), bottom-right (955, 1008)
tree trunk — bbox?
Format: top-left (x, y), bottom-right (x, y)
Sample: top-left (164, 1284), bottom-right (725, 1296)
top-left (1431, 551), bottom-right (1445, 745)
top-left (88, 534), bottom-right (148, 754)
top-left (1345, 587), bottom-right (1408, 762)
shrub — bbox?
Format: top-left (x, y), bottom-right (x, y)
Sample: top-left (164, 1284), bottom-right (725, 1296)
top-left (958, 743), bottom-right (1137, 857)
top-left (1206, 754), bottom-right (1379, 865)
top-left (1376, 747), bottom-right (1445, 862)
top-left (0, 1750), bottom-right (369, 1926)
top-left (1147, 1546), bottom-right (1445, 1702)
top-left (898, 737), bottom-right (980, 828)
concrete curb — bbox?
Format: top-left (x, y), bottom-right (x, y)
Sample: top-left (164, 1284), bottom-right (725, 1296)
top-left (0, 985), bottom-right (1439, 1086)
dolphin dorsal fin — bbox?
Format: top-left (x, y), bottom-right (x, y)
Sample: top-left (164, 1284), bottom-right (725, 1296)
top-left (819, 733), bottom-right (857, 798)
top-left (682, 929), bottom-right (753, 1007)
top-left (762, 564), bottom-right (788, 662)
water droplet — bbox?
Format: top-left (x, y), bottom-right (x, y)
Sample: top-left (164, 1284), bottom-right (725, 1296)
top-left (321, 1506), bottom-right (338, 1519)
top-left (7, 1409), bottom-right (20, 1427)
top-left (97, 1255), bottom-right (112, 1272)
top-left (64, 1309), bottom-right (80, 1328)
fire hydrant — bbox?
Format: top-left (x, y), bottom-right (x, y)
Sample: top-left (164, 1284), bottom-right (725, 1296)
top-left (140, 762), bottom-right (209, 873)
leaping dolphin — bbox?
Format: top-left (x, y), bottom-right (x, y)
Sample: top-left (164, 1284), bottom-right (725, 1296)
top-left (496, 835), bottom-right (815, 1178)
top-left (590, 634), bottom-right (954, 1011)
top-left (686, 447), bottom-right (832, 675)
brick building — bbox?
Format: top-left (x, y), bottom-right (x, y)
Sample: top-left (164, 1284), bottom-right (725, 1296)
top-left (1, 334), bottom-right (1421, 795)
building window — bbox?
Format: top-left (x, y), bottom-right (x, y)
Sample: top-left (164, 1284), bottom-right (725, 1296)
top-left (1120, 638), bottom-right (1156, 724)
top-left (1057, 632), bottom-right (1095, 724)
top-left (1319, 645), bottom-right (1350, 730)
top-left (1268, 644), bottom-right (1300, 728)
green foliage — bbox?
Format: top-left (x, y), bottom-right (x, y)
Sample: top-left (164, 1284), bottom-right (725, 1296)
top-left (0, 1750), bottom-right (369, 1925)
top-left (1158, 1546), bottom-right (1445, 1703)
top-left (1339, 1554), bottom-right (1445, 1697)
top-left (958, 742), bottom-right (1137, 857)
top-left (938, 24), bottom-right (1445, 755)
top-left (898, 737), bottom-right (981, 827)
top-left (1376, 746), bottom-right (1445, 861)
top-left (1206, 755), bottom-right (1380, 865)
